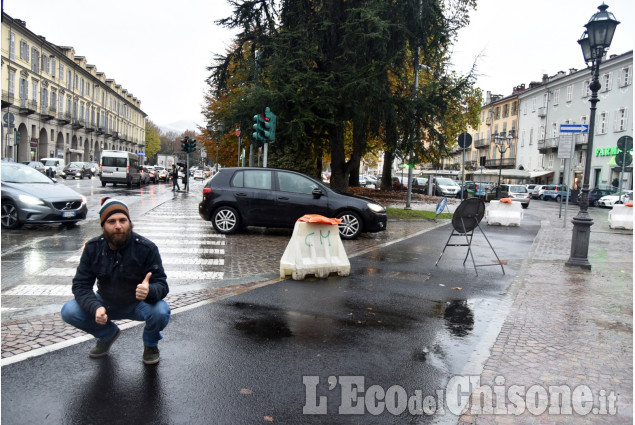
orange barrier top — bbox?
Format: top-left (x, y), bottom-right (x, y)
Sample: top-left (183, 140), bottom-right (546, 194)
top-left (625, 202), bottom-right (633, 207)
top-left (500, 198), bottom-right (513, 204)
top-left (297, 214), bottom-right (342, 225)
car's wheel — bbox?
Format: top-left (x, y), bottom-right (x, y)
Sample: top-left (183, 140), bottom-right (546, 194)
top-left (212, 207), bottom-right (241, 234)
top-left (522, 203), bottom-right (529, 209)
top-left (555, 195), bottom-right (561, 202)
top-left (1, 201), bottom-right (23, 229)
top-left (539, 195), bottom-right (544, 200)
top-left (336, 211), bottom-right (362, 240)
top-left (101, 181), bottom-right (107, 187)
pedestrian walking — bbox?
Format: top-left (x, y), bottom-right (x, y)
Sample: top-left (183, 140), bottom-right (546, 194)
top-left (61, 198), bottom-right (171, 365)
top-left (172, 165), bottom-right (180, 191)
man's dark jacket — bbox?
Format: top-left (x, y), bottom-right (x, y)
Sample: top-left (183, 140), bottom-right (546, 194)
top-left (72, 231), bottom-right (169, 317)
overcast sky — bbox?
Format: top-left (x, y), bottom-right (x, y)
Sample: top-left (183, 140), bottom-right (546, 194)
top-left (3, 0), bottom-right (633, 133)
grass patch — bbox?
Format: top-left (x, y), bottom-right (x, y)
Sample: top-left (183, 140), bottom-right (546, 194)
top-left (386, 207), bottom-right (453, 220)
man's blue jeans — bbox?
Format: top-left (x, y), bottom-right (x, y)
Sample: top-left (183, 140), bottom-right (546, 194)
top-left (61, 294), bottom-right (170, 347)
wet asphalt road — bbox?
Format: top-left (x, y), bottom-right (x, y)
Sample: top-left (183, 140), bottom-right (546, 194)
top-left (1, 214), bottom-right (541, 424)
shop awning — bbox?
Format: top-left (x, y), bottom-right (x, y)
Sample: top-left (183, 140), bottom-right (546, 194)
top-left (528, 170), bottom-right (554, 178)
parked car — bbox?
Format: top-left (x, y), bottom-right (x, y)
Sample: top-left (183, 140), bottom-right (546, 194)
top-left (526, 184), bottom-right (540, 193)
top-left (193, 169), bottom-right (205, 180)
top-left (363, 175), bottom-right (378, 189)
top-left (155, 166), bottom-right (170, 182)
top-left (189, 166), bottom-right (200, 177)
top-left (1, 163), bottom-right (88, 229)
top-left (62, 162), bottom-right (93, 179)
top-left (588, 186), bottom-right (618, 207)
top-left (597, 190), bottom-right (633, 208)
top-left (199, 167), bottom-right (388, 240)
top-left (146, 166), bottom-right (157, 183)
top-left (485, 184), bottom-right (531, 208)
top-left (411, 177), bottom-right (428, 194)
top-left (40, 157), bottom-right (65, 177)
top-left (531, 185), bottom-right (548, 199)
top-left (203, 167), bottom-right (212, 178)
top-left (392, 176), bottom-right (409, 191)
top-left (88, 162), bottom-right (99, 176)
top-left (542, 184), bottom-right (570, 202)
top-left (20, 161), bottom-right (45, 174)
top-left (465, 181), bottom-right (493, 199)
top-left (429, 177), bottom-right (461, 197)
top-left (139, 167), bottom-right (151, 185)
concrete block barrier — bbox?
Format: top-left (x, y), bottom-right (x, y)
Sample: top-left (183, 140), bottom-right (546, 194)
top-left (486, 199), bottom-right (523, 226)
top-left (280, 219), bottom-right (351, 280)
top-left (609, 204), bottom-right (633, 230)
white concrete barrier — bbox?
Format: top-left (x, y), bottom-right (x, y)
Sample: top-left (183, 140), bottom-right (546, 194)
top-left (609, 204), bottom-right (633, 230)
top-left (486, 200), bottom-right (523, 226)
top-left (280, 220), bottom-right (350, 280)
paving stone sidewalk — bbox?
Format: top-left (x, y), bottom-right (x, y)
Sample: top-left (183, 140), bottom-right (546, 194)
top-left (458, 213), bottom-right (633, 424)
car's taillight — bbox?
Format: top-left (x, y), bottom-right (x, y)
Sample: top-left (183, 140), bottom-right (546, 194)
top-left (203, 187), bottom-right (212, 195)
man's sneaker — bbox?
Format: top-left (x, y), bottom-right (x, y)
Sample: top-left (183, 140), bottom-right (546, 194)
top-left (143, 345), bottom-right (160, 365)
top-left (89, 329), bottom-right (120, 358)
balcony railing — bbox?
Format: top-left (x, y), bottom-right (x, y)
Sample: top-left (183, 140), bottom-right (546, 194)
top-left (474, 138), bottom-right (489, 148)
top-left (537, 137), bottom-right (559, 151)
top-left (484, 158), bottom-right (516, 168)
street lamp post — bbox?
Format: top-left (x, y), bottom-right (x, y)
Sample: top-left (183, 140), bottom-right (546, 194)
top-left (493, 132), bottom-right (513, 199)
top-left (566, 4), bottom-right (620, 270)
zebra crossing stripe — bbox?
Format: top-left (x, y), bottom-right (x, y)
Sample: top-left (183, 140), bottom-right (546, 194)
top-left (65, 249), bottom-right (225, 263)
top-left (151, 239), bottom-right (225, 246)
top-left (3, 285), bottom-right (72, 296)
top-left (139, 232), bottom-right (224, 239)
top-left (36, 267), bottom-right (224, 280)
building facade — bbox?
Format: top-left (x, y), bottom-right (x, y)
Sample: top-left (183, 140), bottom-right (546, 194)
top-left (517, 51), bottom-right (633, 190)
top-left (1, 13), bottom-right (146, 164)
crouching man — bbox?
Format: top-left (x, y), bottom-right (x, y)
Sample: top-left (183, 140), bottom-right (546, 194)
top-left (61, 198), bottom-right (170, 365)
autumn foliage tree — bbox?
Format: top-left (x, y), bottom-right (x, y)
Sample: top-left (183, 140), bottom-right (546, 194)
top-left (205, 0), bottom-right (479, 192)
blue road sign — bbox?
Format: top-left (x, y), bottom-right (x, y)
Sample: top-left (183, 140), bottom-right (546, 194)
top-left (560, 124), bottom-right (589, 133)
top-left (435, 197), bottom-right (448, 215)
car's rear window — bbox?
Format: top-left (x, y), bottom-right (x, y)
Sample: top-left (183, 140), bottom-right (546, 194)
top-left (510, 185), bottom-right (527, 192)
top-left (102, 157), bottom-right (128, 167)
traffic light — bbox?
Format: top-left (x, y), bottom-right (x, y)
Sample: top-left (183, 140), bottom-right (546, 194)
top-left (188, 138), bottom-right (197, 153)
top-left (253, 114), bottom-right (265, 147)
top-left (264, 107), bottom-right (276, 142)
top-left (181, 137), bottom-right (189, 152)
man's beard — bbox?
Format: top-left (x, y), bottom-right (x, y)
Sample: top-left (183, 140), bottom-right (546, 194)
top-left (103, 224), bottom-right (132, 249)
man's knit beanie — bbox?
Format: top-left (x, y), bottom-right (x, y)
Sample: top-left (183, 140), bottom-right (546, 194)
top-left (99, 197), bottom-right (130, 226)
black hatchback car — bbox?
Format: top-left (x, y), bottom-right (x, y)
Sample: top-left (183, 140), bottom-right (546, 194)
top-left (198, 168), bottom-right (387, 239)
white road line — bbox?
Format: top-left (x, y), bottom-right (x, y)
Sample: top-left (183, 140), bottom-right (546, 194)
top-left (3, 285), bottom-right (72, 296)
top-left (138, 232), bottom-right (224, 238)
top-left (65, 249), bottom-right (225, 263)
top-left (36, 267), bottom-right (224, 279)
top-left (151, 239), bottom-right (226, 246)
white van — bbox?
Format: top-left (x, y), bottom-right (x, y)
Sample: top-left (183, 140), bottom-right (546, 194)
top-left (99, 150), bottom-right (142, 187)
top-left (40, 157), bottom-right (66, 177)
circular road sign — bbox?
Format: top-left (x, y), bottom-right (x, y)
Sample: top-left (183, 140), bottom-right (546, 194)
top-left (458, 132), bottom-right (472, 149)
top-left (615, 151), bottom-right (633, 167)
top-left (617, 135), bottom-right (633, 152)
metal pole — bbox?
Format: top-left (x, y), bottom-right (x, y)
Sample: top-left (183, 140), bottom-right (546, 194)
top-left (237, 134), bottom-right (242, 167)
top-left (566, 55), bottom-right (602, 269)
top-left (215, 142), bottom-right (219, 172)
top-left (263, 142), bottom-right (268, 168)
top-left (186, 152), bottom-right (189, 193)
